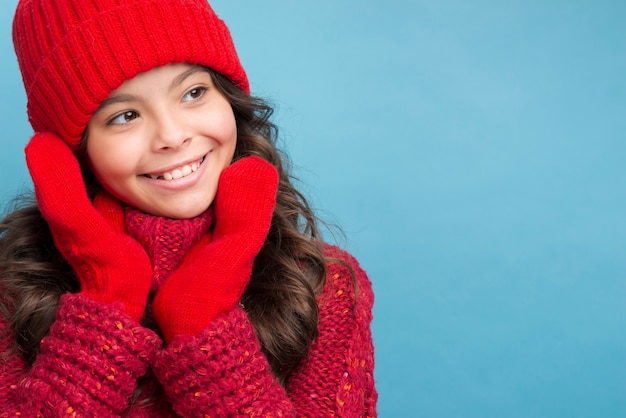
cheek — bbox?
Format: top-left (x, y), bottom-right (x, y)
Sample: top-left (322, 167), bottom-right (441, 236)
top-left (208, 102), bottom-right (237, 147)
top-left (86, 138), bottom-right (138, 184)
top-left (219, 114), bottom-right (238, 162)
top-left (90, 156), bottom-right (127, 183)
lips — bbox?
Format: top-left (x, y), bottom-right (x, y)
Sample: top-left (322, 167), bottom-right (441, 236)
top-left (144, 156), bottom-right (206, 181)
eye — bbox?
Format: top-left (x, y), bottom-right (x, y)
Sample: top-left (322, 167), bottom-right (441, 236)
top-left (108, 110), bottom-right (139, 125)
top-left (182, 86), bottom-right (207, 102)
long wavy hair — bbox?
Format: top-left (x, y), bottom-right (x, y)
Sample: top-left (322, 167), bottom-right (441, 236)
top-left (0, 68), bottom-right (327, 386)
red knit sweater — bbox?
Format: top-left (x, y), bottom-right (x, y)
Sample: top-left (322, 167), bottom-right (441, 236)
top-left (0, 209), bottom-right (377, 416)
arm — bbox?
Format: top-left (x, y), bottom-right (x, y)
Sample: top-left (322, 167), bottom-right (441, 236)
top-left (0, 133), bottom-right (159, 415)
top-left (152, 307), bottom-right (294, 416)
top-left (0, 293), bottom-right (160, 417)
top-left (151, 245), bottom-right (377, 417)
top-left (287, 246), bottom-right (377, 416)
top-left (0, 314), bottom-right (28, 408)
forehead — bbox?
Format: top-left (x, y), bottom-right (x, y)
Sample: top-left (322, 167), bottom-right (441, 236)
top-left (112, 63), bottom-right (206, 92)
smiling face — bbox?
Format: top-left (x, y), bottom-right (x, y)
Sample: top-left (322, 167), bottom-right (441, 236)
top-left (86, 63), bottom-right (237, 219)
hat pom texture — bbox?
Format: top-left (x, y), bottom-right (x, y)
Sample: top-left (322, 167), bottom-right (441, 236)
top-left (13, 0), bottom-right (248, 148)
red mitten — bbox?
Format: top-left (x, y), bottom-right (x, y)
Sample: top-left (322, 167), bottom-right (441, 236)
top-left (25, 133), bottom-right (152, 321)
top-left (153, 156), bottom-right (278, 343)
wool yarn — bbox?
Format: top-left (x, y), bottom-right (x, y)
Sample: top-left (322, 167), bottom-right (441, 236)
top-left (125, 206), bottom-right (214, 292)
top-left (12, 0), bottom-right (248, 148)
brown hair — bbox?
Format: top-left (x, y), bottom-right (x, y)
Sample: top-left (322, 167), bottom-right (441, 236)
top-left (0, 68), bottom-right (326, 385)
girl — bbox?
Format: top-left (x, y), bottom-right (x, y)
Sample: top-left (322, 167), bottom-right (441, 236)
top-left (0, 0), bottom-right (377, 416)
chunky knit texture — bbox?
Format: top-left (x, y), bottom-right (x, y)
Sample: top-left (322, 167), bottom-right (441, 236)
top-left (153, 157), bottom-right (278, 343)
top-left (0, 211), bottom-right (377, 416)
top-left (25, 133), bottom-right (153, 322)
top-left (1, 294), bottom-right (161, 416)
top-left (12, 0), bottom-right (248, 148)
top-left (125, 206), bottom-right (214, 292)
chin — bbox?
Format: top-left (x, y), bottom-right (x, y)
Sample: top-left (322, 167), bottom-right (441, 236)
top-left (154, 200), bottom-right (213, 219)
top-left (120, 193), bottom-right (215, 219)
top-left (145, 206), bottom-right (209, 220)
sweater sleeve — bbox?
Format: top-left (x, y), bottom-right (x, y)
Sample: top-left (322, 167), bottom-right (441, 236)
top-left (287, 245), bottom-right (378, 416)
top-left (0, 293), bottom-right (161, 417)
top-left (151, 245), bottom-right (377, 417)
top-left (0, 312), bottom-right (28, 409)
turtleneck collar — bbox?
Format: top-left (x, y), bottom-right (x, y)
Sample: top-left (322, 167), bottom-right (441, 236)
top-left (124, 206), bottom-right (214, 292)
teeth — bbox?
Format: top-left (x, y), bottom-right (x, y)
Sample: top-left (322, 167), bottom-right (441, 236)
top-left (147, 157), bottom-right (204, 181)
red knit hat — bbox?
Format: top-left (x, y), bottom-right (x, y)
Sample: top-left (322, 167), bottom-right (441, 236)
top-left (12, 0), bottom-right (249, 148)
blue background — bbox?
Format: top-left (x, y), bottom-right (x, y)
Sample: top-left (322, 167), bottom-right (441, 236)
top-left (1, 1), bottom-right (625, 416)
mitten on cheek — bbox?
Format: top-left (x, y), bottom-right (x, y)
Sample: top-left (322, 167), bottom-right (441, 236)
top-left (153, 156), bottom-right (279, 343)
top-left (25, 133), bottom-right (152, 321)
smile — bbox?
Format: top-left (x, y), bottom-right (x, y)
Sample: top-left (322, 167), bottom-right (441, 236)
top-left (144, 156), bottom-right (206, 181)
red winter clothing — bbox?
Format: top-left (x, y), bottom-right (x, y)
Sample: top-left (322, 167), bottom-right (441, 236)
top-left (13, 0), bottom-right (249, 149)
top-left (0, 209), bottom-right (377, 416)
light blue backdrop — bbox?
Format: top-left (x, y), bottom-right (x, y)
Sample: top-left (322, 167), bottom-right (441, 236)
top-left (1, 1), bottom-right (625, 416)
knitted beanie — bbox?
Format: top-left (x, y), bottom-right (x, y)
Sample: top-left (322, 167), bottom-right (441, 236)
top-left (12, 0), bottom-right (249, 148)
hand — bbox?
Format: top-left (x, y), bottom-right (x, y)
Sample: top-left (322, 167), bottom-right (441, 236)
top-left (25, 133), bottom-right (152, 321)
top-left (153, 156), bottom-right (279, 342)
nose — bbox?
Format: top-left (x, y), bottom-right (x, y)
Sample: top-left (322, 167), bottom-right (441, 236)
top-left (152, 110), bottom-right (191, 151)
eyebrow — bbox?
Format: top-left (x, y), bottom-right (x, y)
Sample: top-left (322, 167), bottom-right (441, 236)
top-left (171, 65), bottom-right (206, 90)
top-left (95, 66), bottom-right (207, 113)
top-left (96, 94), bottom-right (138, 112)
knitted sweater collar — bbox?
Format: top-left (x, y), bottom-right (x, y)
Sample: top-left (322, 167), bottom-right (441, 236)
top-left (124, 207), bottom-right (214, 292)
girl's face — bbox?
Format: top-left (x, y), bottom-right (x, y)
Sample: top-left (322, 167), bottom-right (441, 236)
top-left (86, 63), bottom-right (237, 219)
